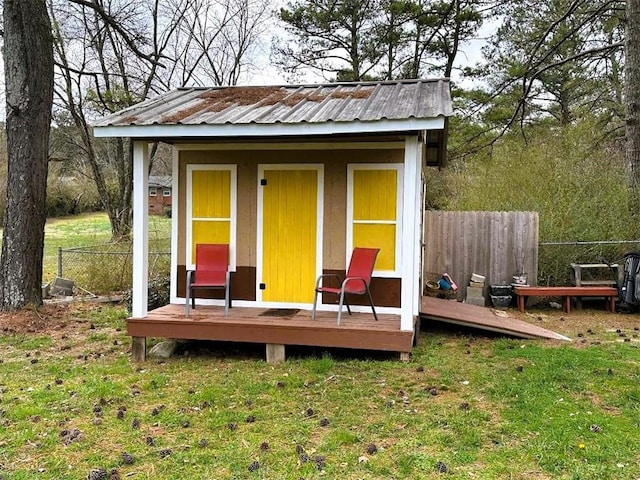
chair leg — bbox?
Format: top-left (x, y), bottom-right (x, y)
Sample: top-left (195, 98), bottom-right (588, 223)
top-left (312, 289), bottom-right (319, 320)
top-left (224, 285), bottom-right (229, 317)
top-left (366, 286), bottom-right (378, 321)
top-left (337, 289), bottom-right (347, 326)
top-left (344, 296), bottom-right (352, 316)
top-left (224, 272), bottom-right (231, 317)
top-left (185, 283), bottom-right (190, 317)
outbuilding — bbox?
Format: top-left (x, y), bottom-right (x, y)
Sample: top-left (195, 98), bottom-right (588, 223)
top-left (93, 79), bottom-right (453, 362)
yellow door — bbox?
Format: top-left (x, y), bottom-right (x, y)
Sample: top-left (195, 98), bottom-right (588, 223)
top-left (261, 169), bottom-right (318, 303)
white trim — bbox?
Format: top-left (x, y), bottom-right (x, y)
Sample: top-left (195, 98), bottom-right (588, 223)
top-left (93, 118), bottom-right (445, 138)
top-left (400, 137), bottom-right (421, 331)
top-left (169, 148), bottom-right (179, 303)
top-left (191, 217), bottom-right (231, 222)
top-left (181, 298), bottom-right (400, 315)
top-left (174, 142), bottom-right (405, 151)
top-left (132, 142), bottom-right (149, 318)
top-left (256, 164), bottom-right (324, 303)
top-left (346, 163), bottom-right (404, 278)
top-left (185, 164), bottom-right (237, 271)
top-left (414, 152), bottom-right (425, 317)
top-left (353, 220), bottom-right (396, 225)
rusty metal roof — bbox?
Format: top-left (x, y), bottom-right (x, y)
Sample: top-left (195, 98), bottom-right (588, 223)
top-left (93, 79), bottom-right (451, 138)
top-left (148, 175), bottom-right (172, 188)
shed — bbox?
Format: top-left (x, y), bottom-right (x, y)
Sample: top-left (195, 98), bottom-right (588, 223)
top-left (93, 79), bottom-right (453, 361)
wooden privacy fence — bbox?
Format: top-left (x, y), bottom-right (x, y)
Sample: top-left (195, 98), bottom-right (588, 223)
top-left (424, 211), bottom-right (539, 300)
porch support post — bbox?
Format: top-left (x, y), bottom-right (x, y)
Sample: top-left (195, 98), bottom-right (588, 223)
top-left (266, 344), bottom-right (286, 364)
top-left (131, 336), bottom-right (147, 362)
top-left (169, 147), bottom-right (180, 302)
top-left (132, 141), bottom-right (149, 318)
top-left (401, 136), bottom-right (422, 332)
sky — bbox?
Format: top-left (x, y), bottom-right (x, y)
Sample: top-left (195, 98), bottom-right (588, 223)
top-left (0, 7), bottom-right (495, 120)
top-left (243, 18), bottom-right (494, 88)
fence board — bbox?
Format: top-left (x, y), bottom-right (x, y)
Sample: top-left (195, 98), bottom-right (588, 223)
top-left (424, 211), bottom-right (539, 300)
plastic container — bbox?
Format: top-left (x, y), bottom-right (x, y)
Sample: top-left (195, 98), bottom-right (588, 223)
top-left (491, 285), bottom-right (512, 296)
top-left (425, 281), bottom-right (440, 292)
top-left (512, 274), bottom-right (528, 285)
top-left (442, 273), bottom-right (458, 291)
top-left (471, 273), bottom-right (486, 283)
top-left (438, 277), bottom-right (452, 290)
top-left (491, 295), bottom-right (512, 309)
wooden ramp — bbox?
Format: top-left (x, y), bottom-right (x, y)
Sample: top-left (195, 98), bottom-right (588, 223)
top-left (420, 297), bottom-right (571, 341)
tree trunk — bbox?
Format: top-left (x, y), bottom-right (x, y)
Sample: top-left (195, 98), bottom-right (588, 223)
top-left (627, 0), bottom-right (640, 211)
top-left (1, 0), bottom-right (54, 309)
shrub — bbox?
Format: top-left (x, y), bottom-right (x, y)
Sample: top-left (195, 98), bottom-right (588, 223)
top-left (445, 121), bottom-right (639, 284)
top-left (123, 277), bottom-right (170, 313)
top-left (46, 174), bottom-right (101, 217)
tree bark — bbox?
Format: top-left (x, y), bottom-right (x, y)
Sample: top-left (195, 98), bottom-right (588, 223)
top-left (1, 0), bottom-right (54, 309)
top-left (627, 0), bottom-right (640, 210)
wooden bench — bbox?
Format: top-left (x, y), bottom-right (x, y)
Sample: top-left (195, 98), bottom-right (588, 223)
top-left (513, 286), bottom-right (618, 313)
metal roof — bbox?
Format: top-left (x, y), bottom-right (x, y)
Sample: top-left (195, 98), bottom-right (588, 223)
top-left (93, 79), bottom-right (452, 138)
top-left (148, 175), bottom-right (172, 188)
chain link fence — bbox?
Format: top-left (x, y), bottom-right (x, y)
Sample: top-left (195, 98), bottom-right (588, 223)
top-left (56, 239), bottom-right (171, 294)
top-left (55, 238), bottom-right (640, 294)
top-left (538, 240), bottom-right (640, 286)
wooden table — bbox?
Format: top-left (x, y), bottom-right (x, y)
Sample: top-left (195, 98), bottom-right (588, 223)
top-left (513, 286), bottom-right (618, 313)
top-left (570, 263), bottom-right (618, 286)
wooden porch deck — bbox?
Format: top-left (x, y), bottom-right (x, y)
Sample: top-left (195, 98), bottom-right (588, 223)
top-left (127, 304), bottom-right (416, 363)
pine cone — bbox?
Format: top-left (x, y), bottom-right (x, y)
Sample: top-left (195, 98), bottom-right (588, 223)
top-left (87, 468), bottom-right (108, 480)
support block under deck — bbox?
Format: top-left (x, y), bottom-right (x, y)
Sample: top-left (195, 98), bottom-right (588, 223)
top-left (132, 336), bottom-right (147, 362)
top-left (266, 344), bottom-right (285, 364)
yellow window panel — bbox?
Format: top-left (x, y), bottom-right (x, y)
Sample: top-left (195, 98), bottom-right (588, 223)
top-left (353, 223), bottom-right (396, 271)
top-left (192, 170), bottom-right (230, 219)
top-left (353, 170), bottom-right (397, 221)
top-left (191, 220), bottom-right (230, 263)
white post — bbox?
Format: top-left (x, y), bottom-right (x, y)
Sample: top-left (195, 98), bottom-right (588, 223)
top-left (401, 136), bottom-right (421, 331)
top-left (170, 147), bottom-right (179, 303)
top-left (132, 141), bottom-right (149, 318)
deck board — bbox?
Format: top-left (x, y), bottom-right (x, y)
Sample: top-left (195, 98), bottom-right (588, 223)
top-left (420, 296), bottom-right (571, 341)
top-left (127, 304), bottom-right (415, 354)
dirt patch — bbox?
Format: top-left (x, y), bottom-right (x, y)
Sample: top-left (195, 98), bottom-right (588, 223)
top-left (0, 302), bottom-right (127, 361)
top-left (0, 303), bottom-right (73, 335)
top-left (508, 307), bottom-right (640, 345)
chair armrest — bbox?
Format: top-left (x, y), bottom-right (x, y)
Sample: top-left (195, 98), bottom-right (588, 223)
top-left (315, 274), bottom-right (341, 289)
top-left (341, 276), bottom-right (367, 293)
top-left (187, 269), bottom-right (195, 284)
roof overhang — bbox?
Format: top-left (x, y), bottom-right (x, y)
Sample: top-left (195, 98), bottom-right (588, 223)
top-left (93, 117), bottom-right (446, 139)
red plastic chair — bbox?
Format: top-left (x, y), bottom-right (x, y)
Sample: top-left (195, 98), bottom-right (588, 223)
top-left (185, 244), bottom-right (231, 317)
top-left (312, 247), bottom-right (379, 325)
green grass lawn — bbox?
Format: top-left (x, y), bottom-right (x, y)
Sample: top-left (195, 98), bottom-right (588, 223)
top-left (42, 212), bottom-right (171, 284)
top-left (0, 305), bottom-right (638, 479)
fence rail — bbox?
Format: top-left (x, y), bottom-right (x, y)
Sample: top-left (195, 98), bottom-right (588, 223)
top-left (57, 240), bottom-right (170, 294)
top-left (424, 211), bottom-right (539, 300)
top-left (538, 240), bottom-right (640, 286)
top-left (423, 210), bottom-right (640, 291)
top-left (55, 233), bottom-right (640, 296)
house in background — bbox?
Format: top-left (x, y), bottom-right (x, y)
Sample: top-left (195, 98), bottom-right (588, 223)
top-left (93, 79), bottom-right (453, 362)
top-left (148, 175), bottom-right (172, 215)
